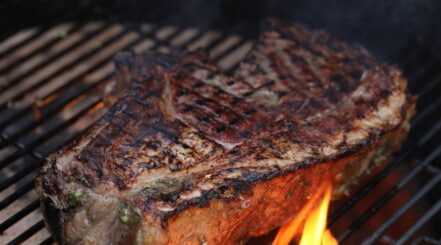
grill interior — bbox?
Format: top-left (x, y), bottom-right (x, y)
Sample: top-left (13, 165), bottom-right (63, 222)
top-left (1, 1), bottom-right (440, 244)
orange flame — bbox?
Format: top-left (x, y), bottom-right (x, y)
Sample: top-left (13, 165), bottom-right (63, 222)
top-left (273, 181), bottom-right (338, 245)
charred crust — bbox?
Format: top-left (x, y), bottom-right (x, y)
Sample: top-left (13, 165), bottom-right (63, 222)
top-left (228, 117), bottom-right (241, 125)
top-left (239, 130), bottom-right (252, 138)
top-left (215, 125), bottom-right (227, 133)
top-left (138, 161), bottom-right (165, 169)
top-left (134, 98), bottom-right (153, 109)
top-left (243, 108), bottom-right (256, 115)
top-left (232, 96), bottom-right (242, 105)
top-left (193, 81), bottom-right (204, 88)
top-left (41, 196), bottom-right (64, 243)
top-left (112, 176), bottom-right (127, 190)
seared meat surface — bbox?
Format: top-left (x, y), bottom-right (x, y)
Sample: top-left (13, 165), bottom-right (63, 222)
top-left (35, 20), bottom-right (415, 245)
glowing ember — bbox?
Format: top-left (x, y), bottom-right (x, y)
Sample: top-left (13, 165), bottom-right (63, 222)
top-left (273, 181), bottom-right (337, 245)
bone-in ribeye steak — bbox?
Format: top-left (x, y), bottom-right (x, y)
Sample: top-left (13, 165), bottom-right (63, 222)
top-left (35, 20), bottom-right (415, 244)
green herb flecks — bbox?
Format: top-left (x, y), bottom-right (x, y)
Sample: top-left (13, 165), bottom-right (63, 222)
top-left (67, 188), bottom-right (86, 208)
top-left (118, 203), bottom-right (141, 225)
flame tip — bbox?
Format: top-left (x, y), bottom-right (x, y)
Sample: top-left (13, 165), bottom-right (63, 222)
top-left (273, 180), bottom-right (337, 245)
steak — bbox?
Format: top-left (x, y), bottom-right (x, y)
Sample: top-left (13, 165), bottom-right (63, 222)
top-left (35, 20), bottom-right (415, 245)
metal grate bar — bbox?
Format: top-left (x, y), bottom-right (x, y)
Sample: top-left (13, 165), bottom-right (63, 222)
top-left (40, 236), bottom-right (54, 245)
top-left (0, 28), bottom-right (45, 60)
top-left (0, 72), bottom-right (112, 152)
top-left (0, 7), bottom-right (88, 61)
top-left (337, 145), bottom-right (441, 243)
top-left (0, 200), bottom-right (40, 233)
top-left (6, 220), bottom-right (46, 245)
top-left (0, 24), bottom-right (132, 110)
top-left (361, 173), bottom-right (441, 244)
top-left (406, 59), bottom-right (437, 83)
top-left (0, 179), bottom-right (35, 210)
top-left (213, 37), bottom-right (251, 64)
top-left (328, 150), bottom-right (411, 225)
top-left (0, 97), bottom-right (102, 170)
top-left (410, 236), bottom-right (441, 245)
top-left (418, 119), bottom-right (441, 147)
top-left (417, 73), bottom-right (441, 100)
top-left (0, 160), bottom-right (38, 192)
top-left (411, 96), bottom-right (441, 127)
top-left (0, 33), bottom-right (136, 135)
top-left (0, 81), bottom-right (109, 192)
top-left (0, 22), bottom-right (99, 80)
top-left (396, 199), bottom-right (441, 245)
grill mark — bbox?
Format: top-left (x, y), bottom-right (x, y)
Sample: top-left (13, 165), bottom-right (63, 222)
top-left (228, 117), bottom-right (241, 125)
top-left (109, 119), bottom-right (131, 134)
top-left (244, 108), bottom-right (256, 115)
top-left (267, 51), bottom-right (308, 97)
top-left (140, 89), bottom-right (162, 100)
top-left (112, 176), bottom-right (127, 190)
top-left (215, 125), bottom-right (227, 133)
top-left (256, 79), bottom-right (275, 90)
top-left (194, 81), bottom-right (204, 88)
top-left (135, 98), bottom-right (154, 109)
top-left (175, 87), bottom-right (188, 97)
top-left (122, 110), bottom-right (140, 121)
top-left (292, 24), bottom-right (345, 59)
top-left (275, 25), bottom-right (322, 57)
top-left (138, 161), bottom-right (165, 170)
top-left (150, 123), bottom-right (180, 142)
top-left (331, 74), bottom-right (352, 93)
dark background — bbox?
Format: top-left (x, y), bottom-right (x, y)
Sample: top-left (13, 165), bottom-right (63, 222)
top-left (4, 0), bottom-right (441, 63)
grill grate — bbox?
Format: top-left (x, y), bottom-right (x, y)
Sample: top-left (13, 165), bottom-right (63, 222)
top-left (0, 18), bottom-right (440, 245)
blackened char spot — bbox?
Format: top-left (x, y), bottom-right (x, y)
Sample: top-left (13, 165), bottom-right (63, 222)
top-left (112, 176), bottom-right (126, 190)
top-left (122, 110), bottom-right (140, 121)
top-left (151, 124), bottom-right (179, 142)
top-left (380, 89), bottom-right (392, 97)
top-left (291, 55), bottom-right (304, 63)
top-left (140, 89), bottom-right (162, 101)
top-left (350, 70), bottom-right (362, 80)
top-left (244, 108), bottom-right (256, 115)
top-left (181, 104), bottom-right (193, 113)
top-left (225, 178), bottom-right (250, 193)
top-left (324, 89), bottom-right (339, 104)
top-left (277, 91), bottom-right (288, 98)
top-left (135, 98), bottom-right (153, 109)
top-left (232, 97), bottom-right (242, 105)
top-left (331, 75), bottom-right (351, 93)
top-left (216, 125), bottom-right (227, 133)
top-left (229, 117), bottom-right (241, 125)
top-left (263, 79), bottom-right (275, 87)
top-left (195, 99), bottom-right (207, 106)
top-left (175, 87), bottom-right (188, 97)
top-left (146, 140), bottom-right (161, 149)
top-left (41, 195), bottom-right (63, 243)
top-left (198, 115), bottom-right (210, 125)
top-left (194, 81), bottom-right (204, 88)
top-left (243, 171), bottom-right (266, 184)
top-left (240, 130), bottom-right (252, 138)
top-left (139, 161), bottom-right (165, 169)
